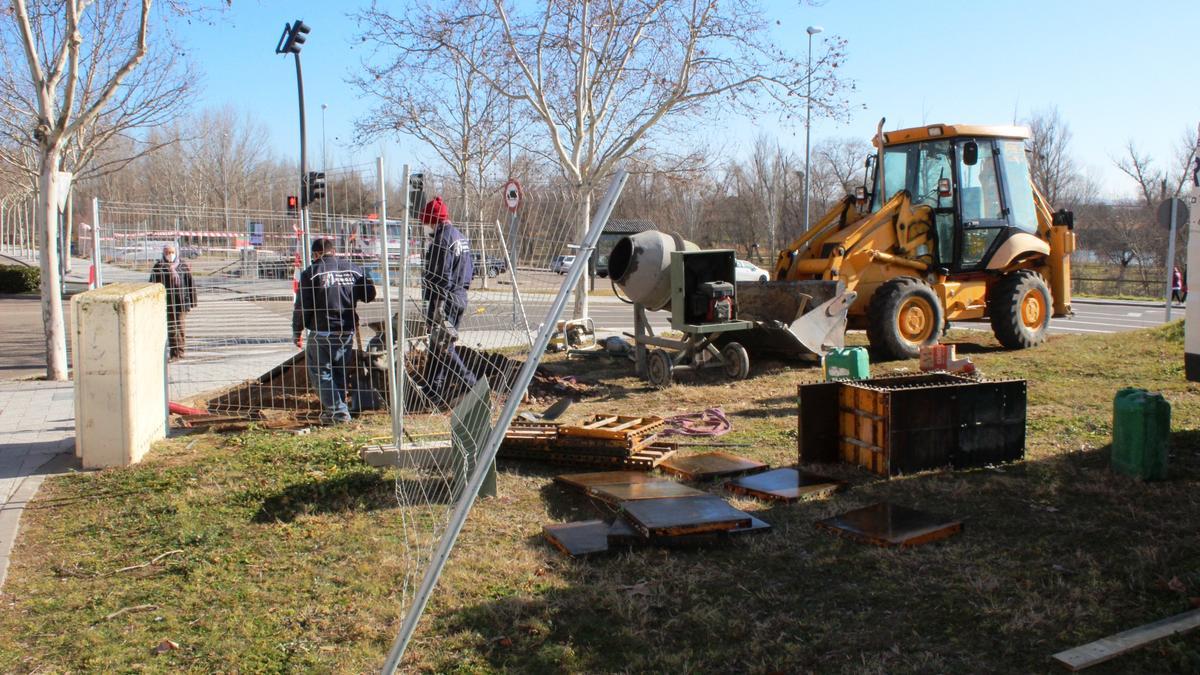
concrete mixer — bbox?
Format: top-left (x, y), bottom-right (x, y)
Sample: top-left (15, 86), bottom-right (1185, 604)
top-left (608, 231), bottom-right (856, 387)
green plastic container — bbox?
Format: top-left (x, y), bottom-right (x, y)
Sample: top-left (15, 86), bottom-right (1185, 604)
top-left (1111, 388), bottom-right (1171, 481)
top-left (824, 347), bottom-right (870, 381)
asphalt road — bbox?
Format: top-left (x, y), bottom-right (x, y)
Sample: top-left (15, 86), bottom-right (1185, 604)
top-left (583, 297), bottom-right (1177, 338)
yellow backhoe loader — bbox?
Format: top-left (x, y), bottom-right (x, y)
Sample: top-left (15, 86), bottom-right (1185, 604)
top-left (774, 120), bottom-right (1076, 360)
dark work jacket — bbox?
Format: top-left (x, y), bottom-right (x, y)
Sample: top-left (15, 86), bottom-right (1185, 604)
top-left (292, 254), bottom-right (377, 337)
top-left (422, 222), bottom-right (473, 308)
top-left (149, 260), bottom-right (196, 313)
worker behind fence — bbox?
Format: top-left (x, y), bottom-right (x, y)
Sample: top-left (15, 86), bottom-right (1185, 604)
top-left (149, 244), bottom-right (196, 361)
top-left (420, 196), bottom-right (478, 408)
top-left (292, 238), bottom-right (377, 424)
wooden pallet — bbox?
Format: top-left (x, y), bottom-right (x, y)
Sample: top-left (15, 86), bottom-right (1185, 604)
top-left (498, 442), bottom-right (677, 470)
top-left (503, 415), bottom-right (667, 456)
top-left (558, 415), bottom-right (666, 450)
top-left (503, 421), bottom-right (561, 450)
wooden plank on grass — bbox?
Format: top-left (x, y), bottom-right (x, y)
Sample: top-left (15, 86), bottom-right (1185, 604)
top-left (1051, 608), bottom-right (1200, 671)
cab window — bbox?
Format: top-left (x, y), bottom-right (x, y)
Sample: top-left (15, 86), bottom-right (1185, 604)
top-left (958, 141), bottom-right (1002, 223)
top-left (999, 140), bottom-right (1038, 233)
top-left (872, 140), bottom-right (953, 211)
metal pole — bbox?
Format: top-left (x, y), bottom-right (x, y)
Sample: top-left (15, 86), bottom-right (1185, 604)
top-left (381, 168), bottom-right (629, 673)
top-left (803, 29), bottom-right (817, 233)
top-left (492, 218), bottom-right (532, 347)
top-left (378, 158), bottom-right (402, 446)
top-left (222, 133), bottom-right (231, 232)
top-left (295, 52), bottom-right (311, 268)
top-left (64, 188), bottom-right (73, 274)
top-left (322, 103), bottom-right (329, 228)
top-left (508, 209), bottom-right (519, 323)
top-left (396, 163), bottom-right (413, 446)
top-left (91, 197), bottom-right (102, 288)
top-left (1166, 205), bottom-right (1179, 321)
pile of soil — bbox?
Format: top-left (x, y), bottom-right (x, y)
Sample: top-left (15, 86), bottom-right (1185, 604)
top-left (195, 344), bottom-right (594, 423)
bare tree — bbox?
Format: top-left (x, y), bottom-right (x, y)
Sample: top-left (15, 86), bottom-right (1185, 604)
top-left (1115, 128), bottom-right (1198, 211)
top-left (387, 0), bottom-right (849, 318)
top-left (1, 0), bottom-right (193, 380)
top-left (1024, 107), bottom-right (1079, 206)
top-left (352, 6), bottom-right (514, 220)
top-left (748, 134), bottom-right (792, 255)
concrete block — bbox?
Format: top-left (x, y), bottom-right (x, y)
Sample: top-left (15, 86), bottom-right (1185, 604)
top-left (72, 282), bottom-right (167, 468)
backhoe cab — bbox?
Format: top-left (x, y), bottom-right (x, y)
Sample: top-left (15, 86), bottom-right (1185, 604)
top-left (774, 121), bottom-right (1075, 360)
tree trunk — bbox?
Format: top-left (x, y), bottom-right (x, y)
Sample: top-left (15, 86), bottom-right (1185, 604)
top-left (572, 190), bottom-right (591, 319)
top-left (39, 150), bottom-right (69, 381)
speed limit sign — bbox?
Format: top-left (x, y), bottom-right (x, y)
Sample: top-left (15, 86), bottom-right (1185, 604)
top-left (504, 179), bottom-right (521, 212)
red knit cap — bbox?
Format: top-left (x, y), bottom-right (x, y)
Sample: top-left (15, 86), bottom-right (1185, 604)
top-left (420, 196), bottom-right (450, 225)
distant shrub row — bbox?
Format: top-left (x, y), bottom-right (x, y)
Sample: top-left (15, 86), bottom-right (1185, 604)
top-left (0, 265), bottom-right (39, 293)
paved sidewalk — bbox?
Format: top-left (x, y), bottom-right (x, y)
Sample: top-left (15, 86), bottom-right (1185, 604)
top-left (0, 283), bottom-right (78, 588)
top-left (0, 380), bottom-right (76, 588)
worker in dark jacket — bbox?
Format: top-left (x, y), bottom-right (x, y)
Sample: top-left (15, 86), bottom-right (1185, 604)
top-left (292, 238), bottom-right (377, 424)
top-left (149, 244), bottom-right (196, 360)
top-left (420, 196), bottom-right (477, 408)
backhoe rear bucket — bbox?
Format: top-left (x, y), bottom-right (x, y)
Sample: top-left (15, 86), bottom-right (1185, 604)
top-left (719, 280), bottom-right (856, 358)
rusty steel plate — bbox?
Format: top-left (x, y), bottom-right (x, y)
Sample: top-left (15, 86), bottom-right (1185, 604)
top-left (725, 468), bottom-right (844, 502)
top-left (815, 502), bottom-right (962, 548)
top-left (620, 495), bottom-right (753, 537)
top-left (554, 471), bottom-right (664, 493)
top-left (607, 517), bottom-right (644, 546)
top-left (608, 514), bottom-right (770, 548)
top-left (590, 480), bottom-right (706, 504)
top-left (658, 451), bottom-right (770, 481)
top-left (542, 520), bottom-right (611, 557)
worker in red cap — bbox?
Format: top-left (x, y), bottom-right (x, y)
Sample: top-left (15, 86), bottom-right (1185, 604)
top-left (420, 196), bottom-right (477, 408)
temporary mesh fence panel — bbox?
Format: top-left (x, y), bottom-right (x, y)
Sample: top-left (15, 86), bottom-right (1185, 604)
top-left (92, 160), bottom-right (628, 670)
top-left (0, 194), bottom-right (38, 259)
top-left (94, 162), bottom-right (390, 418)
top-left (380, 168), bottom-right (627, 670)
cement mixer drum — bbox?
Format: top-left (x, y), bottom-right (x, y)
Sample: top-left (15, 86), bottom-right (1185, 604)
top-left (608, 231), bottom-right (697, 310)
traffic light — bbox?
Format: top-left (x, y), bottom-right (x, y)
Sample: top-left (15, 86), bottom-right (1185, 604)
top-left (275, 20), bottom-right (310, 55)
top-left (408, 172), bottom-right (425, 220)
top-left (302, 171), bottom-right (325, 207)
top-left (286, 195), bottom-right (298, 215)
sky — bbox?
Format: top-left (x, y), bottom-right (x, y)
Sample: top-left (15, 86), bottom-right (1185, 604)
top-left (172, 0), bottom-right (1200, 200)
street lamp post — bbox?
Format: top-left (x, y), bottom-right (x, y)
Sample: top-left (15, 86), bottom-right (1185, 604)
top-left (321, 103), bottom-right (329, 226)
top-left (222, 132), bottom-right (231, 232)
top-left (275, 19), bottom-right (312, 267)
top-left (804, 25), bottom-right (823, 233)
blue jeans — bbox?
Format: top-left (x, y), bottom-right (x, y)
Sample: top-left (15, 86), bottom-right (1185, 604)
top-left (306, 332), bottom-right (354, 420)
top-left (424, 294), bottom-right (478, 406)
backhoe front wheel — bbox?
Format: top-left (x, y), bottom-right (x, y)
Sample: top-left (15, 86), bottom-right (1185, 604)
top-left (990, 270), bottom-right (1050, 349)
top-left (867, 277), bottom-right (944, 361)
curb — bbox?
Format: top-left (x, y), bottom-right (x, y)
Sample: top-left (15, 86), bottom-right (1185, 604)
top-left (0, 452), bottom-right (75, 590)
top-left (1074, 298), bottom-right (1179, 310)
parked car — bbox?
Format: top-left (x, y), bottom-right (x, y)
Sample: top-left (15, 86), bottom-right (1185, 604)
top-left (471, 252), bottom-right (507, 278)
top-left (551, 254), bottom-right (575, 275)
top-left (595, 253), bottom-right (610, 278)
top-left (734, 259), bottom-right (769, 283)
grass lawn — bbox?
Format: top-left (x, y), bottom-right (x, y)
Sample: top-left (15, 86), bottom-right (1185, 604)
top-left (1, 323), bottom-right (1198, 673)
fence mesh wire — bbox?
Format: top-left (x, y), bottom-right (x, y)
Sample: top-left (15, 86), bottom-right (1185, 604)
top-left (92, 163), bottom-right (397, 419)
top-left (380, 168), bottom-right (614, 667)
top-left (0, 194), bottom-right (38, 260)
top-left (86, 163), bottom-right (623, 668)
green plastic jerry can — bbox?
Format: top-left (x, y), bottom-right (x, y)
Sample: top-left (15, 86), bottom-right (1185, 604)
top-left (1111, 388), bottom-right (1171, 481)
top-left (824, 347), bottom-right (870, 381)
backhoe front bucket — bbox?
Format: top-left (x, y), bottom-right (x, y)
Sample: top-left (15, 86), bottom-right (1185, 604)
top-left (719, 280), bottom-right (856, 358)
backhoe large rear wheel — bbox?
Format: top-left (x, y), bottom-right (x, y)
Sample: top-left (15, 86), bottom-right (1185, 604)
top-left (989, 270), bottom-right (1050, 349)
top-left (867, 277), bottom-right (944, 361)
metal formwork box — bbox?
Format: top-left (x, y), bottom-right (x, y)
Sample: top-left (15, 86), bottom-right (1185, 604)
top-left (798, 373), bottom-right (1026, 476)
